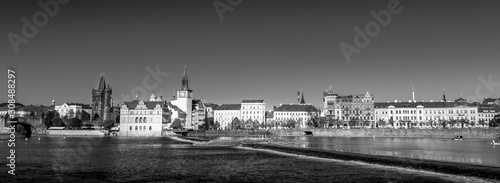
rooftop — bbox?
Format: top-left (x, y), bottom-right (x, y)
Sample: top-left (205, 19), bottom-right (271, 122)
top-left (214, 104), bottom-right (241, 110)
top-left (242, 99), bottom-right (265, 103)
top-left (275, 104), bottom-right (318, 112)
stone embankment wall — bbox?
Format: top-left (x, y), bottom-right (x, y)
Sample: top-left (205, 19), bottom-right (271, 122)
top-left (187, 130), bottom-right (271, 137)
top-left (270, 128), bottom-right (500, 138)
top-left (47, 130), bottom-right (106, 136)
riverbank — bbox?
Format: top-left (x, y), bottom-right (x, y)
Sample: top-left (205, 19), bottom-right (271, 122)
top-left (242, 143), bottom-right (500, 181)
top-left (270, 128), bottom-right (500, 138)
top-left (46, 130), bottom-right (106, 136)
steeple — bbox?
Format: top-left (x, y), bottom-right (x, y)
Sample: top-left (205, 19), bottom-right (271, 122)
top-left (300, 92), bottom-right (306, 104)
top-left (97, 73), bottom-right (106, 91)
top-left (442, 89), bottom-right (446, 102)
top-left (180, 65), bottom-right (191, 91)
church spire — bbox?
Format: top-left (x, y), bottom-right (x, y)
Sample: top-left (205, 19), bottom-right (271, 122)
top-left (300, 92), bottom-right (306, 104)
top-left (442, 89), bottom-right (446, 102)
top-left (180, 65), bottom-right (191, 91)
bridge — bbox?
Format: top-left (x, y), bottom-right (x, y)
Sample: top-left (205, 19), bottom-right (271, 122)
top-left (7, 121), bottom-right (36, 137)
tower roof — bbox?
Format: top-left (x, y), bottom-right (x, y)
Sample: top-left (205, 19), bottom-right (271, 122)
top-left (180, 66), bottom-right (191, 91)
top-left (97, 73), bottom-right (107, 91)
top-left (300, 92), bottom-right (306, 104)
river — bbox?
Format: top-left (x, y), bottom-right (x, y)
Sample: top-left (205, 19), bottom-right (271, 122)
top-left (0, 135), bottom-right (496, 182)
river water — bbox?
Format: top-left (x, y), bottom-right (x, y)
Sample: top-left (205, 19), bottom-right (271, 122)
top-left (0, 135), bottom-right (496, 182)
top-left (278, 136), bottom-right (500, 167)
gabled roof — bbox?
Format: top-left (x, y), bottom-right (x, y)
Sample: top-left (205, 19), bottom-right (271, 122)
top-left (204, 103), bottom-right (219, 108)
top-left (166, 102), bottom-right (184, 113)
top-left (214, 104), bottom-right (241, 110)
top-left (275, 104), bottom-right (318, 112)
top-left (242, 99), bottom-right (264, 103)
top-left (124, 100), bottom-right (165, 109)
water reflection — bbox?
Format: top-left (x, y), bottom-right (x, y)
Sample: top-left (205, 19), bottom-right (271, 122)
top-left (281, 136), bottom-right (500, 167)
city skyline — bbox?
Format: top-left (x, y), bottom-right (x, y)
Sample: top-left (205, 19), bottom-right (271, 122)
top-left (1, 0), bottom-right (500, 110)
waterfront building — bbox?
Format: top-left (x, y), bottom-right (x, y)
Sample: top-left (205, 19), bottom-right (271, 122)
top-left (273, 103), bottom-right (319, 127)
top-left (478, 105), bottom-right (500, 126)
top-left (213, 104), bottom-right (241, 129)
top-left (119, 99), bottom-right (170, 136)
top-left (322, 85), bottom-right (374, 124)
top-left (92, 74), bottom-right (113, 121)
top-left (54, 102), bottom-right (92, 118)
top-left (240, 100), bottom-right (266, 123)
top-left (374, 97), bottom-right (479, 128)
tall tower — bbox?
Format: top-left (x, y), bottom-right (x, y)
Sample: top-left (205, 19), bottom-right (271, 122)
top-left (176, 66), bottom-right (193, 129)
top-left (92, 73), bottom-right (112, 121)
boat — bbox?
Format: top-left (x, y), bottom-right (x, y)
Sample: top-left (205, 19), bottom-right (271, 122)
top-left (492, 140), bottom-right (500, 145)
top-left (452, 136), bottom-right (463, 140)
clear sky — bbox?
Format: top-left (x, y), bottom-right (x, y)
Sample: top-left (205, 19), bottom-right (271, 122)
top-left (1, 0), bottom-right (499, 110)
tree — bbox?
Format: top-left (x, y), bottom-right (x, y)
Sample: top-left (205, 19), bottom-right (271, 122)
top-left (478, 119), bottom-right (486, 127)
top-left (75, 110), bottom-right (82, 119)
top-left (67, 118), bottom-right (83, 129)
top-left (43, 111), bottom-right (58, 128)
top-left (171, 118), bottom-right (183, 129)
top-left (51, 117), bottom-right (65, 127)
top-left (490, 115), bottom-right (500, 127)
top-left (318, 117), bottom-right (327, 128)
top-left (206, 117), bottom-right (214, 130)
top-left (68, 109), bottom-right (75, 118)
top-left (286, 119), bottom-right (297, 129)
top-left (99, 119), bottom-right (115, 130)
top-left (81, 111), bottom-right (91, 121)
top-left (245, 119), bottom-right (253, 130)
top-left (377, 119), bottom-right (386, 128)
top-left (231, 117), bottom-right (241, 130)
top-left (214, 121), bottom-right (221, 130)
top-left (253, 120), bottom-right (260, 130)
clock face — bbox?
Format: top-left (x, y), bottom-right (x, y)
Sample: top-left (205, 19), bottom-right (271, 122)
top-left (179, 91), bottom-right (186, 97)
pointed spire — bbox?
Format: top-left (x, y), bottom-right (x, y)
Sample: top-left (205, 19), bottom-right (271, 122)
top-left (300, 92), bottom-right (306, 104)
top-left (442, 89), bottom-right (446, 102)
top-left (180, 66), bottom-right (190, 91)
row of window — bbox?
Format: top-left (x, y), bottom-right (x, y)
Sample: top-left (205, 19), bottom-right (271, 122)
top-left (275, 112), bottom-right (311, 116)
top-left (126, 110), bottom-right (161, 115)
top-left (241, 105), bottom-right (264, 110)
top-left (129, 126), bottom-right (153, 131)
top-left (242, 111), bottom-right (263, 114)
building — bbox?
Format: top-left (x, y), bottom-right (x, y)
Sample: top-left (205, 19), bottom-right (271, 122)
top-left (170, 66), bottom-right (194, 129)
top-left (119, 99), bottom-right (170, 136)
top-left (213, 104), bottom-right (241, 129)
top-left (92, 74), bottom-right (113, 121)
top-left (54, 102), bottom-right (92, 118)
top-left (273, 103), bottom-right (319, 127)
top-left (374, 97), bottom-right (479, 128)
top-left (322, 85), bottom-right (375, 123)
top-left (478, 105), bottom-right (500, 126)
top-left (240, 100), bottom-right (266, 123)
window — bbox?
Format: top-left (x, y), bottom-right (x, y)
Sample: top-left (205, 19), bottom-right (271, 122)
top-left (139, 126), bottom-right (142, 130)
top-left (135, 126), bottom-right (138, 130)
top-left (135, 117), bottom-right (138, 123)
top-left (144, 118), bottom-right (147, 123)
top-left (143, 126), bottom-right (146, 130)
top-left (149, 126), bottom-right (152, 130)
top-left (130, 126), bottom-right (132, 130)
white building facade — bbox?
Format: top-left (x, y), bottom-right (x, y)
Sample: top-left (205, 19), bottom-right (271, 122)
top-left (213, 104), bottom-right (241, 129)
top-left (240, 100), bottom-right (266, 123)
top-left (119, 100), bottom-right (169, 136)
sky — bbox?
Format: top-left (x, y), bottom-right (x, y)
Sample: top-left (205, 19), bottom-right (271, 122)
top-left (1, 0), bottom-right (500, 110)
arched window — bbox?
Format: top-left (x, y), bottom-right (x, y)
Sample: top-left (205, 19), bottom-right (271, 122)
top-left (144, 118), bottom-right (147, 123)
top-left (140, 117), bottom-right (143, 123)
top-left (143, 126), bottom-right (146, 130)
top-left (130, 126), bottom-right (132, 130)
top-left (135, 117), bottom-right (138, 123)
top-left (135, 126), bottom-right (138, 130)
top-left (149, 126), bottom-right (152, 130)
top-left (139, 126), bottom-right (142, 130)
